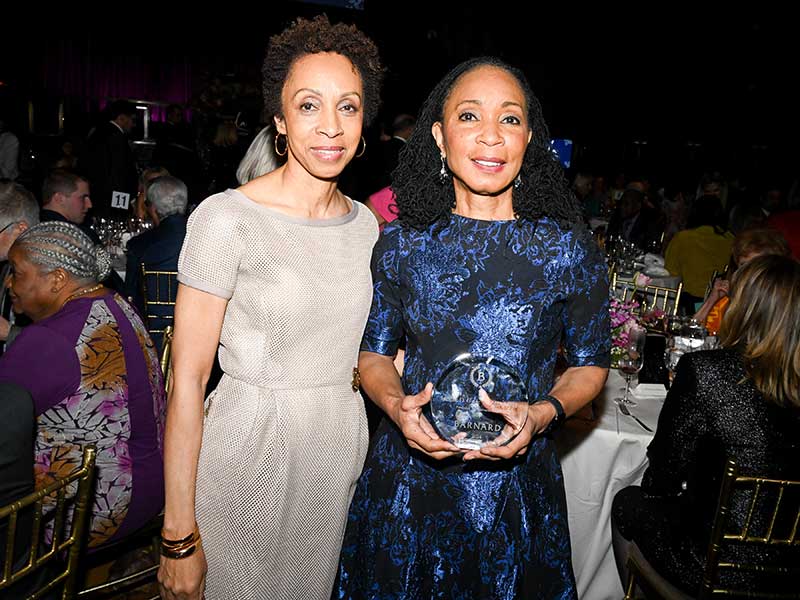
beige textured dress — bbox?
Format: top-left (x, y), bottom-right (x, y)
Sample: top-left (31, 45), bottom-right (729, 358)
top-left (177, 189), bottom-right (378, 599)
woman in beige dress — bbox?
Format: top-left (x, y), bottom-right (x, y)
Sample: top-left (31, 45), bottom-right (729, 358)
top-left (157, 16), bottom-right (384, 600)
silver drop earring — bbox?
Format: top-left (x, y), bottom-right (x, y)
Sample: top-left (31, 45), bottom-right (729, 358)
top-left (439, 155), bottom-right (448, 183)
top-left (514, 174), bottom-right (522, 189)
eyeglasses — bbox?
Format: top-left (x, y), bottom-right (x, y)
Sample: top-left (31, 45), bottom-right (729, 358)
top-left (0, 221), bottom-right (18, 235)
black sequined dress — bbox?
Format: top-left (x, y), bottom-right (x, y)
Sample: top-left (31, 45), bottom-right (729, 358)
top-left (613, 348), bottom-right (800, 594)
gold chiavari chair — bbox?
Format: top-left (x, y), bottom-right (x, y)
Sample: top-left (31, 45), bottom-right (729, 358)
top-left (643, 282), bottom-right (683, 316)
top-left (610, 270), bottom-right (631, 301)
top-left (140, 267), bottom-right (178, 350)
top-left (160, 324), bottom-right (174, 393)
top-left (610, 271), bottom-right (683, 316)
top-left (624, 458), bottom-right (800, 599)
top-left (76, 512), bottom-right (162, 600)
top-left (0, 445), bottom-right (97, 600)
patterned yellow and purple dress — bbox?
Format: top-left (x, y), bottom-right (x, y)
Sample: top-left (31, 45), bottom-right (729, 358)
top-left (0, 291), bottom-right (166, 548)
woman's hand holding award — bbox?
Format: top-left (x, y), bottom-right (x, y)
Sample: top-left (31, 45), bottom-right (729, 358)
top-left (425, 354), bottom-right (529, 450)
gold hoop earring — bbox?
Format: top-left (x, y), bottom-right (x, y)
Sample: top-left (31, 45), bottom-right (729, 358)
top-left (274, 133), bottom-right (288, 157)
top-left (355, 136), bottom-right (366, 158)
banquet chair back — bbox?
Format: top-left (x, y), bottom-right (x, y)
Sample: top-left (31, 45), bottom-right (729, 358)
top-left (624, 459), bottom-right (800, 599)
top-left (140, 268), bottom-right (178, 352)
top-left (610, 272), bottom-right (682, 316)
top-left (160, 325), bottom-right (174, 393)
top-left (0, 445), bottom-right (97, 600)
top-left (610, 271), bottom-right (633, 302)
top-left (643, 282), bottom-right (682, 316)
top-left (75, 512), bottom-right (163, 600)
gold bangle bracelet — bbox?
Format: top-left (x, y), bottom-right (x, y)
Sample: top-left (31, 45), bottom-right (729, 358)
top-left (161, 525), bottom-right (200, 548)
top-left (160, 540), bottom-right (200, 560)
top-left (161, 537), bottom-right (200, 554)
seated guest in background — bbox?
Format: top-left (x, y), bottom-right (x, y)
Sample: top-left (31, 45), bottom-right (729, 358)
top-left (235, 124), bottom-right (280, 185)
top-left (0, 222), bottom-right (166, 549)
top-left (612, 254), bottom-right (800, 595)
top-left (693, 227), bottom-right (790, 334)
top-left (124, 175), bottom-right (188, 353)
top-left (40, 169), bottom-right (125, 294)
top-left (40, 169), bottom-right (97, 241)
top-left (0, 181), bottom-right (39, 353)
top-left (606, 188), bottom-right (664, 252)
top-left (767, 206), bottom-right (800, 260)
top-left (664, 194), bottom-right (734, 313)
top-left (134, 165), bottom-right (170, 222)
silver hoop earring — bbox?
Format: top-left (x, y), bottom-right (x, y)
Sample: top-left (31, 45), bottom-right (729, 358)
top-left (514, 174), bottom-right (522, 189)
top-left (355, 136), bottom-right (366, 158)
top-left (439, 155), bottom-right (448, 183)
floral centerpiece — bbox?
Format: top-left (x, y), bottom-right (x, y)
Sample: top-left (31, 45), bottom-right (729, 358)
top-left (609, 272), bottom-right (666, 366)
top-left (610, 295), bottom-right (641, 368)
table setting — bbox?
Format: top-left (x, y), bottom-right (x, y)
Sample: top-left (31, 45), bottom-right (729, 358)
top-left (554, 262), bottom-right (717, 599)
top-left (92, 216), bottom-right (153, 282)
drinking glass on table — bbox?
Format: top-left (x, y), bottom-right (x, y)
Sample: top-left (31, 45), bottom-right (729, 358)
top-left (615, 325), bottom-right (646, 407)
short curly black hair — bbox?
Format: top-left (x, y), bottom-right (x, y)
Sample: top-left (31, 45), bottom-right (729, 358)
top-left (393, 56), bottom-right (584, 230)
top-left (262, 14), bottom-right (384, 126)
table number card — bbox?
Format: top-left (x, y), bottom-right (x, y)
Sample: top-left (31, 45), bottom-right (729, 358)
top-left (111, 191), bottom-right (131, 210)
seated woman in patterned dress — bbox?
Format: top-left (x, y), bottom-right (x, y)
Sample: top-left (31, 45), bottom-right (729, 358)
top-left (0, 221), bottom-right (166, 549)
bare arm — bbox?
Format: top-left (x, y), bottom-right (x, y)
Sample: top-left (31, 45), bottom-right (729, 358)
top-left (359, 350), bottom-right (459, 459)
top-left (158, 284), bottom-right (227, 600)
top-left (693, 279), bottom-right (729, 323)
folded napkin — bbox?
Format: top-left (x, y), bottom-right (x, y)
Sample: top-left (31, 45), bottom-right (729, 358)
top-left (644, 265), bottom-right (671, 277)
top-left (632, 383), bottom-right (667, 399)
top-left (643, 253), bottom-right (665, 267)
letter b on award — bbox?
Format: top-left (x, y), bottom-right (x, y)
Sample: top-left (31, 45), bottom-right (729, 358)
top-left (426, 354), bottom-right (528, 450)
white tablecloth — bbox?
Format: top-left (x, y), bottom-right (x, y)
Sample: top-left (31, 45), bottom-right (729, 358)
top-left (556, 370), bottom-right (666, 600)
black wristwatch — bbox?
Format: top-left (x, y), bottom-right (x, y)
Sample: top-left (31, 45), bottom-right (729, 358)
top-left (537, 394), bottom-right (565, 434)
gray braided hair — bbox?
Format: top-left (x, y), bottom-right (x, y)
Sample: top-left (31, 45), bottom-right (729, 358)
top-left (13, 222), bottom-right (111, 283)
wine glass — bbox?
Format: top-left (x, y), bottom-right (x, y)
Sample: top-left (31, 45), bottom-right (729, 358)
top-left (615, 325), bottom-right (646, 407)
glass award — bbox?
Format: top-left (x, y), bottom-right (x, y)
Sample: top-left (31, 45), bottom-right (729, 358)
top-left (426, 353), bottom-right (528, 450)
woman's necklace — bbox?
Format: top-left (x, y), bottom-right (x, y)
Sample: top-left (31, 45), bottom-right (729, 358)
top-left (63, 283), bottom-right (104, 306)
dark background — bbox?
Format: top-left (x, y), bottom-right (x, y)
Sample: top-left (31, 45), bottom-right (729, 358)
top-left (1, 2), bottom-right (797, 189)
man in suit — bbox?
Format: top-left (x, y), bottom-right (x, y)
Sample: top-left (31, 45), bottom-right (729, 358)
top-left (39, 169), bottom-right (125, 293)
top-left (124, 175), bottom-right (187, 353)
top-left (85, 99), bottom-right (140, 219)
top-left (607, 188), bottom-right (665, 252)
top-left (39, 169), bottom-right (94, 233)
top-left (0, 181), bottom-right (39, 353)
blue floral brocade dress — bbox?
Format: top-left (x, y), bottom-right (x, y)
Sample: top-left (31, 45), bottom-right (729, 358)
top-left (336, 215), bottom-right (610, 599)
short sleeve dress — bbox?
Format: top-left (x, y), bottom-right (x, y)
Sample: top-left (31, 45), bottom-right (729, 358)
top-left (336, 214), bottom-right (610, 599)
top-left (178, 189), bottom-right (378, 600)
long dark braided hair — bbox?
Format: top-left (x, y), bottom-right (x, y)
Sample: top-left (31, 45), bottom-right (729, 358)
top-left (393, 56), bottom-right (584, 230)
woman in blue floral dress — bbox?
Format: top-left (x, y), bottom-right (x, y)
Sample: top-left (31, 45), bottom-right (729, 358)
top-left (336, 57), bottom-right (610, 599)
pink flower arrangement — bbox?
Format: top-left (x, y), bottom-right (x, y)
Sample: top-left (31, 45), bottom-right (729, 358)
top-left (610, 296), bottom-right (641, 366)
top-left (641, 306), bottom-right (666, 328)
top-left (633, 272), bottom-right (652, 288)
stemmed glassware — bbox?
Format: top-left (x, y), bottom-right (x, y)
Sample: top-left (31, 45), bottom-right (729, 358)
top-left (615, 325), bottom-right (646, 407)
